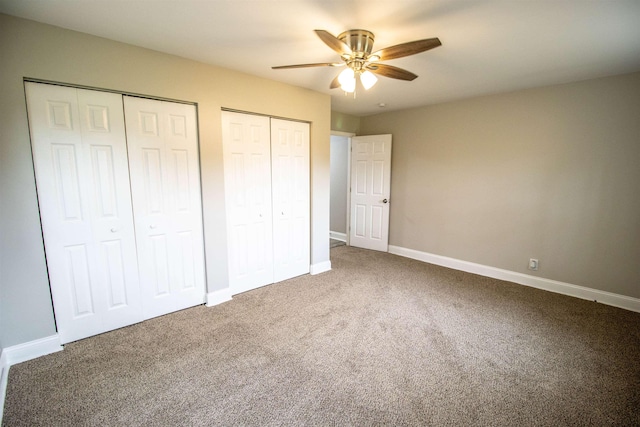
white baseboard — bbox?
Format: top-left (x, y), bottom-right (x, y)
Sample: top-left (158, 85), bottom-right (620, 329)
top-left (310, 260), bottom-right (332, 275)
top-left (0, 334), bottom-right (63, 424)
top-left (3, 334), bottom-right (63, 367)
top-left (330, 231), bottom-right (347, 242)
top-left (0, 349), bottom-right (7, 424)
top-left (206, 288), bottom-right (233, 307)
top-left (388, 245), bottom-right (640, 313)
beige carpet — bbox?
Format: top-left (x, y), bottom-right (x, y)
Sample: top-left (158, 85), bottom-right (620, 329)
top-left (4, 246), bottom-right (640, 426)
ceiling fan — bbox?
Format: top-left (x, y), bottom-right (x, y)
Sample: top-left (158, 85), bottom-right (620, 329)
top-left (272, 29), bottom-right (441, 93)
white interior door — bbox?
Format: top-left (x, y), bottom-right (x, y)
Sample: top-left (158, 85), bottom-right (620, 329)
top-left (124, 96), bottom-right (206, 319)
top-left (26, 82), bottom-right (143, 344)
top-left (270, 118), bottom-right (310, 282)
top-left (221, 111), bottom-right (274, 294)
top-left (349, 134), bottom-right (392, 252)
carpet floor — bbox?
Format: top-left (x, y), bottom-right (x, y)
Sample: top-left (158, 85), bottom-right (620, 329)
top-left (3, 246), bottom-right (640, 426)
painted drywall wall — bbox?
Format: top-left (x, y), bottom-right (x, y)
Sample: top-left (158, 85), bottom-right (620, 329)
top-left (0, 14), bottom-right (331, 347)
top-left (330, 135), bottom-right (349, 235)
top-left (331, 111), bottom-right (361, 134)
top-left (360, 72), bottom-right (640, 299)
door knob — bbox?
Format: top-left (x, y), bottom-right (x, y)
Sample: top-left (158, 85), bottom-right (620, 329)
top-left (150, 224), bottom-right (157, 229)
top-left (110, 227), bottom-right (118, 233)
top-left (382, 199), bottom-right (388, 204)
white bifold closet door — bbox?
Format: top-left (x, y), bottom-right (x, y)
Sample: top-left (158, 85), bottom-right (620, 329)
top-left (222, 111), bottom-right (310, 295)
top-left (221, 112), bottom-right (274, 294)
top-left (124, 96), bottom-right (206, 319)
top-left (26, 83), bottom-right (206, 344)
top-left (25, 83), bottom-right (143, 344)
top-left (270, 118), bottom-right (310, 283)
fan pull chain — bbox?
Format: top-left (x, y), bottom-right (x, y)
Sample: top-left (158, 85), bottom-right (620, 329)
top-left (344, 89), bottom-right (357, 99)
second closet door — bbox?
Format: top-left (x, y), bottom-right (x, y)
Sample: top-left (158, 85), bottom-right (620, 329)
top-left (124, 96), bottom-right (206, 319)
top-left (222, 112), bottom-right (309, 295)
top-left (222, 112), bottom-right (274, 294)
top-left (271, 118), bottom-right (310, 282)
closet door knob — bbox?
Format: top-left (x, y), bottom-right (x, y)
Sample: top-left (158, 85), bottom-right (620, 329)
top-left (110, 227), bottom-right (118, 233)
top-left (382, 199), bottom-right (388, 204)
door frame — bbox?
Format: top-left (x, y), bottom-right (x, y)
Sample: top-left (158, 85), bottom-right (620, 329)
top-left (330, 130), bottom-right (354, 246)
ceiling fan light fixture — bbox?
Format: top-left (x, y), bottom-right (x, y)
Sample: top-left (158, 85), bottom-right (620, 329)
top-left (338, 68), bottom-right (356, 92)
top-left (338, 67), bottom-right (354, 85)
top-left (341, 77), bottom-right (356, 93)
top-left (360, 70), bottom-right (378, 90)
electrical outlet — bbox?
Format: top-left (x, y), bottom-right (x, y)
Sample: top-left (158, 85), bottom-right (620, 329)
top-left (528, 258), bottom-right (539, 271)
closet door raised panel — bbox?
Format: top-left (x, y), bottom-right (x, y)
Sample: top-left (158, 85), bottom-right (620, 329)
top-left (124, 96), bottom-right (206, 319)
top-left (26, 83), bottom-right (143, 344)
top-left (221, 111), bottom-right (274, 294)
top-left (270, 119), bottom-right (310, 282)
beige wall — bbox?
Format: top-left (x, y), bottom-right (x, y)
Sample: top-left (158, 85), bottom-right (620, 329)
top-left (331, 111), bottom-right (361, 134)
top-left (361, 72), bottom-right (640, 299)
top-left (0, 14), bottom-right (331, 347)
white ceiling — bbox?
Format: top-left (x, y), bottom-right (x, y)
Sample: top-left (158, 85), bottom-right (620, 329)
top-left (2, 0), bottom-right (640, 116)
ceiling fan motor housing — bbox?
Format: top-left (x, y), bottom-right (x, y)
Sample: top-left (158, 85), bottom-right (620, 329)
top-left (338, 29), bottom-right (375, 58)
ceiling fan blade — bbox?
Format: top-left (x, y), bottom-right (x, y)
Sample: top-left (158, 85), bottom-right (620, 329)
top-left (370, 38), bottom-right (441, 61)
top-left (315, 29), bottom-right (352, 56)
top-left (272, 62), bottom-right (344, 70)
top-left (367, 63), bottom-right (418, 81)
top-left (329, 75), bottom-right (341, 89)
